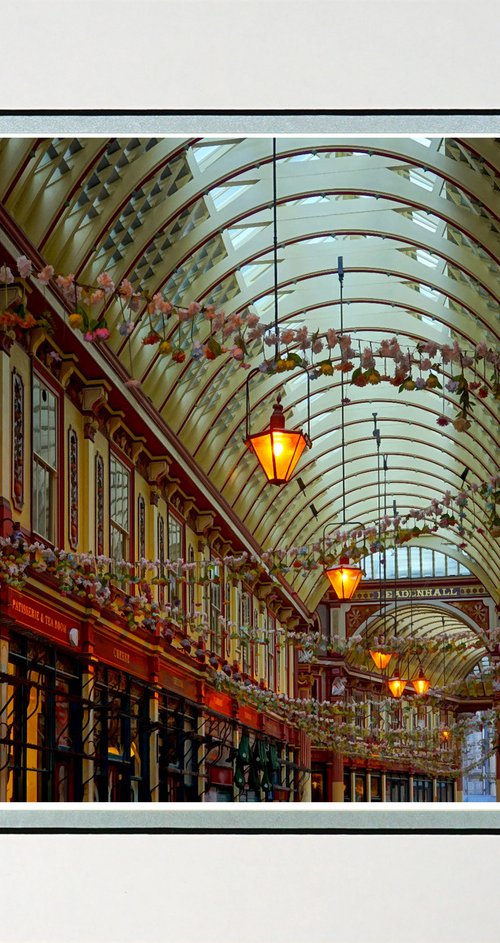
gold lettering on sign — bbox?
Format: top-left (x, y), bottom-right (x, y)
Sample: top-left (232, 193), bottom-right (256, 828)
top-left (112, 647), bottom-right (131, 664)
top-left (12, 598), bottom-right (67, 636)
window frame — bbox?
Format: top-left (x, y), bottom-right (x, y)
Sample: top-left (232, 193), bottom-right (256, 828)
top-left (31, 369), bottom-right (61, 546)
top-left (166, 506), bottom-right (185, 609)
top-left (109, 450), bottom-right (133, 564)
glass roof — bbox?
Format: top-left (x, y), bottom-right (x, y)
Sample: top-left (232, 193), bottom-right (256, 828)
top-left (1, 136), bottom-right (498, 617)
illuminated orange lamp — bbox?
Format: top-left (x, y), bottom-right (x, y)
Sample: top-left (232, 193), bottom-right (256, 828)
top-left (387, 670), bottom-right (407, 698)
top-left (369, 650), bottom-right (393, 671)
top-left (441, 728), bottom-right (451, 743)
top-left (244, 398), bottom-right (308, 485)
top-left (412, 670), bottom-right (431, 695)
top-left (325, 557), bottom-right (363, 601)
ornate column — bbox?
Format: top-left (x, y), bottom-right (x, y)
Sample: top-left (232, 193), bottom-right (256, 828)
top-left (409, 774), bottom-right (414, 802)
top-left (148, 686), bottom-right (160, 802)
top-left (299, 729), bottom-right (312, 802)
top-left (381, 772), bottom-right (387, 801)
top-left (331, 749), bottom-right (344, 802)
top-left (0, 624), bottom-right (10, 801)
top-left (80, 617), bottom-right (97, 802)
top-left (232, 724), bottom-right (241, 802)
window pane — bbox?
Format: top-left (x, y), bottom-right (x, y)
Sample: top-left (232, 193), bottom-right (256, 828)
top-left (168, 516), bottom-right (182, 558)
top-left (421, 548), bottom-right (433, 577)
top-left (397, 547), bottom-right (408, 578)
top-left (446, 556), bottom-right (458, 576)
top-left (110, 457), bottom-right (129, 532)
top-left (33, 377), bottom-right (57, 469)
top-left (410, 546), bottom-right (421, 576)
top-left (434, 552), bottom-right (446, 577)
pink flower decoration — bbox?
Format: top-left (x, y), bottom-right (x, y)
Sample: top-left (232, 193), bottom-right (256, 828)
top-left (327, 329), bottom-right (338, 348)
top-left (377, 339), bottom-right (392, 358)
top-left (97, 272), bottom-right (115, 294)
top-left (312, 338), bottom-right (324, 354)
top-left (231, 346), bottom-right (244, 360)
top-left (90, 289), bottom-right (105, 305)
top-left (281, 328), bottom-right (295, 345)
top-left (246, 313), bottom-right (260, 329)
top-left (83, 331), bottom-right (94, 342)
top-left (436, 416), bottom-right (449, 427)
top-left (94, 327), bottom-right (110, 340)
top-left (16, 255), bottom-right (32, 279)
top-left (361, 346), bottom-right (375, 369)
top-left (36, 264), bottom-right (54, 285)
top-left (119, 279), bottom-right (134, 299)
top-left (0, 265), bottom-right (14, 284)
top-left (56, 274), bottom-right (75, 292)
top-left (128, 294), bottom-right (141, 313)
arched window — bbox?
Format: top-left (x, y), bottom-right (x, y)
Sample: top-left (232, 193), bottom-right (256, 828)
top-left (157, 513), bottom-right (165, 606)
top-left (187, 545), bottom-right (195, 614)
top-left (138, 495), bottom-right (146, 563)
top-left (68, 428), bottom-right (78, 549)
top-left (32, 375), bottom-right (58, 543)
top-left (12, 370), bottom-right (24, 511)
top-left (95, 454), bottom-right (105, 556)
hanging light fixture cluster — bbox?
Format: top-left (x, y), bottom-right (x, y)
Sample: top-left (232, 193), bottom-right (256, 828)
top-left (367, 451), bottom-right (430, 698)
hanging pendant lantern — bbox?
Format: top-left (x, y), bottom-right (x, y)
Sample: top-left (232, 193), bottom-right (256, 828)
top-left (244, 396), bottom-right (309, 485)
top-left (325, 555), bottom-right (362, 601)
top-left (369, 650), bottom-right (393, 670)
top-left (412, 669), bottom-right (430, 695)
top-left (387, 669), bottom-right (407, 698)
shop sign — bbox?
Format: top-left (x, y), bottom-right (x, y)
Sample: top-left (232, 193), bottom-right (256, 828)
top-left (238, 705), bottom-right (259, 728)
top-left (94, 633), bottom-right (150, 679)
top-left (3, 587), bottom-right (81, 649)
top-left (356, 584), bottom-right (484, 602)
top-left (205, 690), bottom-right (233, 717)
top-left (157, 668), bottom-right (197, 700)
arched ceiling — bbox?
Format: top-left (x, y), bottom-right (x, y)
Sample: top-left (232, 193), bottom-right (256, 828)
top-left (1, 136), bottom-right (498, 609)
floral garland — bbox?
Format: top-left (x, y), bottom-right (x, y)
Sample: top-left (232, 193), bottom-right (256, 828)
top-left (212, 670), bottom-right (500, 776)
top-left (1, 257), bottom-right (498, 431)
top-left (0, 537), bottom-right (318, 652)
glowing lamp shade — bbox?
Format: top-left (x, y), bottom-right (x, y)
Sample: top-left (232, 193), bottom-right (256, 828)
top-left (325, 557), bottom-right (362, 601)
top-left (387, 672), bottom-right (407, 698)
top-left (369, 650), bottom-right (393, 671)
top-left (245, 399), bottom-right (308, 485)
top-left (412, 671), bottom-right (430, 695)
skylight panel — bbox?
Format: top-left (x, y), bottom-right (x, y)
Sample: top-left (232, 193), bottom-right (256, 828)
top-left (411, 211), bottom-right (439, 233)
top-left (416, 249), bottom-right (439, 268)
top-left (283, 152), bottom-right (321, 163)
top-left (210, 182), bottom-right (255, 210)
top-left (191, 139), bottom-right (241, 170)
top-left (240, 261), bottom-right (273, 285)
top-left (285, 195), bottom-right (326, 207)
top-left (410, 137), bottom-right (433, 148)
top-left (227, 225), bottom-right (264, 250)
top-left (409, 168), bottom-right (435, 192)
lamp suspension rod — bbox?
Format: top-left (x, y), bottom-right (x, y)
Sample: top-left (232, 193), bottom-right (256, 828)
top-left (307, 367), bottom-right (311, 441)
top-left (372, 412), bottom-right (384, 623)
top-left (272, 137), bottom-right (280, 362)
top-left (244, 366), bottom-right (261, 440)
top-left (393, 498), bottom-right (398, 637)
top-left (338, 256), bottom-right (346, 521)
